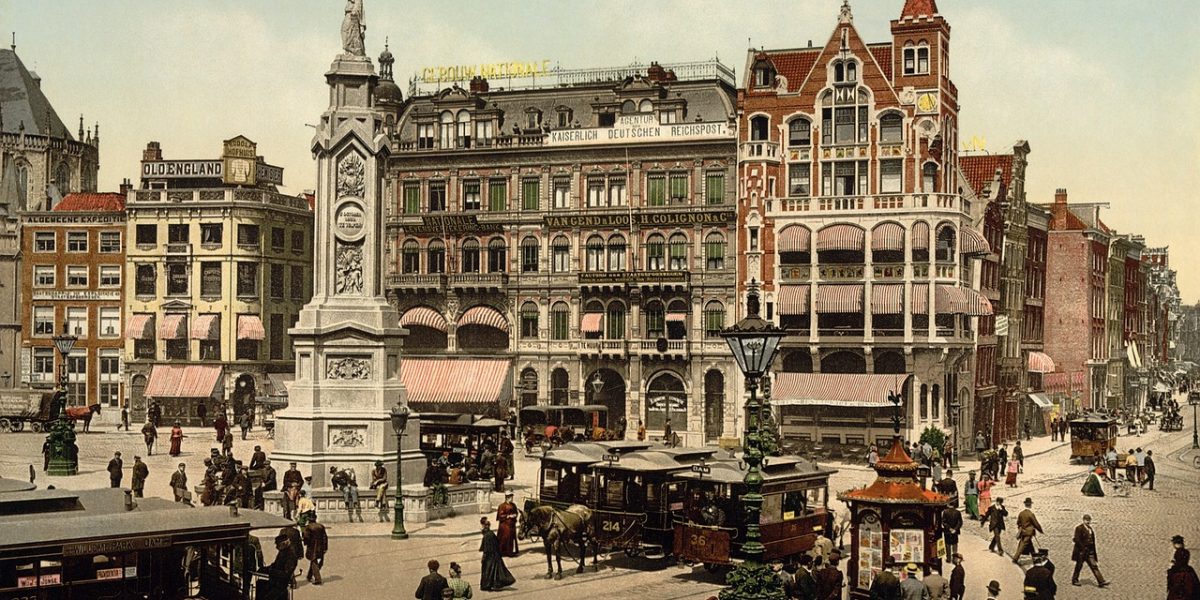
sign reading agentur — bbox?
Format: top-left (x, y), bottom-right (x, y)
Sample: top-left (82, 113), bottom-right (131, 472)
top-left (546, 114), bottom-right (733, 147)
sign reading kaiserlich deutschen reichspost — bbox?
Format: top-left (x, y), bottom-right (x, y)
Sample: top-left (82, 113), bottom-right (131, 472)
top-left (546, 114), bottom-right (733, 148)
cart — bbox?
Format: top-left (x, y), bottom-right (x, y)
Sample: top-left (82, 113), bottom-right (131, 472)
top-left (0, 391), bottom-right (56, 433)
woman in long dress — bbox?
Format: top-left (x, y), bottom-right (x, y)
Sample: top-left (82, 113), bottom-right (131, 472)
top-left (447, 562), bottom-right (473, 599)
top-left (977, 474), bottom-right (995, 521)
top-left (478, 517), bottom-right (515, 591)
top-left (1004, 458), bottom-right (1020, 487)
top-left (1081, 467), bottom-right (1106, 497)
top-left (169, 422), bottom-right (184, 456)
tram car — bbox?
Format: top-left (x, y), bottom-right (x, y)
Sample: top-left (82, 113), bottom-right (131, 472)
top-left (531, 440), bottom-right (651, 513)
top-left (672, 454), bottom-right (837, 569)
top-left (417, 412), bottom-right (510, 463)
top-left (520, 405), bottom-right (609, 446)
top-left (1068, 413), bottom-right (1120, 462)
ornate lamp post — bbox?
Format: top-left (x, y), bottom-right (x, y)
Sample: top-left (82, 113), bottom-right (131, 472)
top-left (719, 283), bottom-right (786, 600)
top-left (46, 322), bottom-right (79, 476)
top-left (948, 398), bottom-right (961, 468)
top-left (390, 402), bottom-right (411, 539)
top-left (1190, 392), bottom-right (1199, 449)
top-left (591, 373), bottom-right (604, 432)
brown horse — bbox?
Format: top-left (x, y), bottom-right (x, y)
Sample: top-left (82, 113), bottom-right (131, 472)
top-left (519, 504), bottom-right (598, 579)
top-left (65, 404), bottom-right (101, 432)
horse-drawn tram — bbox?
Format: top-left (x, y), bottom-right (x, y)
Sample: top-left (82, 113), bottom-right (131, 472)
top-left (1069, 413), bottom-right (1120, 462)
top-left (672, 455), bottom-right (837, 569)
top-left (535, 441), bottom-right (651, 511)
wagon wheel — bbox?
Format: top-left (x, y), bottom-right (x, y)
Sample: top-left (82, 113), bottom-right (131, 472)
top-left (0, 419), bottom-right (10, 433)
top-left (29, 422), bottom-right (42, 433)
top-left (623, 547), bottom-right (640, 558)
top-left (10, 420), bottom-right (24, 432)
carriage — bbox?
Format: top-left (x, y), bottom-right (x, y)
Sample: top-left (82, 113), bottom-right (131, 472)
top-left (418, 413), bottom-right (510, 463)
top-left (520, 405), bottom-right (610, 448)
top-left (1069, 414), bottom-right (1120, 462)
top-left (1160, 409), bottom-right (1184, 432)
top-left (532, 441), bottom-right (651, 513)
top-left (0, 391), bottom-right (56, 433)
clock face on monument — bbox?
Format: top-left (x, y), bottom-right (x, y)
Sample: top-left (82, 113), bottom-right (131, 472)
top-left (917, 92), bottom-right (939, 113)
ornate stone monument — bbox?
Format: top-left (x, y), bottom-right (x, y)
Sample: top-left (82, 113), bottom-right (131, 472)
top-left (272, 2), bottom-right (422, 489)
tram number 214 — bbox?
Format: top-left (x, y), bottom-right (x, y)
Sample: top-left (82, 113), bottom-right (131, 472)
top-left (600, 519), bottom-right (623, 533)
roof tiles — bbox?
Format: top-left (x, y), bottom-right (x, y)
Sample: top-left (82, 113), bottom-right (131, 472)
top-left (959, 154), bottom-right (1014, 197)
top-left (52, 192), bottom-right (125, 212)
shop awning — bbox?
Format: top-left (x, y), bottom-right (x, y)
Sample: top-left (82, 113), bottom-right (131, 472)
top-left (266, 373), bottom-right (294, 398)
top-left (870, 223), bottom-right (905, 252)
top-left (778, 226), bottom-right (811, 253)
top-left (401, 359), bottom-right (512, 411)
top-left (158, 314), bottom-right (188, 340)
top-left (816, 224), bottom-right (864, 252)
top-left (237, 315), bottom-right (266, 340)
top-left (1153, 382), bottom-right (1171, 394)
top-left (1027, 351), bottom-right (1056, 374)
top-left (912, 284), bottom-right (929, 314)
top-left (871, 285), bottom-right (903, 315)
top-left (779, 285), bottom-right (810, 316)
top-left (580, 313), bottom-right (603, 333)
top-left (911, 222), bottom-right (930, 250)
top-left (935, 285), bottom-right (968, 314)
top-left (665, 312), bottom-right (688, 323)
top-left (145, 365), bottom-right (223, 399)
top-left (816, 285), bottom-right (863, 313)
top-left (1126, 344), bottom-right (1142, 370)
top-left (961, 288), bottom-right (994, 316)
top-left (773, 373), bottom-right (912, 408)
top-left (191, 314), bottom-right (220, 340)
top-left (1028, 393), bottom-right (1054, 408)
top-left (399, 306), bottom-right (448, 332)
top-left (961, 226), bottom-right (991, 256)
top-left (125, 314), bottom-right (154, 340)
top-left (458, 305), bottom-right (508, 330)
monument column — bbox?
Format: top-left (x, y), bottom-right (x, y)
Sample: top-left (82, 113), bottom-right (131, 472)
top-left (273, 2), bottom-right (422, 490)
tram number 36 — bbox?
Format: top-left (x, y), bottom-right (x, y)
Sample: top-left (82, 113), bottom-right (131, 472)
top-left (601, 520), bottom-right (623, 533)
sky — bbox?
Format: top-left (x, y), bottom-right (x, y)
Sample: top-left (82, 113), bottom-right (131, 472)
top-left (3, 0), bottom-right (1199, 299)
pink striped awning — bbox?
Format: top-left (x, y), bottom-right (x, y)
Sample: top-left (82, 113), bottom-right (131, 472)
top-left (912, 284), bottom-right (930, 314)
top-left (870, 223), bottom-right (905, 252)
top-left (778, 285), bottom-right (810, 316)
top-left (773, 373), bottom-right (912, 408)
top-left (580, 312), bottom-right (603, 333)
top-left (871, 285), bottom-right (904, 315)
top-left (400, 306), bottom-right (448, 332)
top-left (191, 314), bottom-right (220, 340)
top-left (401, 359), bottom-right (511, 406)
top-left (961, 227), bottom-right (991, 256)
top-left (458, 305), bottom-right (508, 330)
top-left (237, 315), bottom-right (266, 340)
top-left (911, 222), bottom-right (930, 250)
top-left (960, 288), bottom-right (994, 316)
top-left (816, 285), bottom-right (864, 313)
top-left (145, 365), bottom-right (223, 399)
top-left (1028, 351), bottom-right (1056, 374)
top-left (816, 224), bottom-right (865, 252)
top-left (158, 314), bottom-right (188, 340)
top-left (935, 285), bottom-right (968, 314)
top-left (777, 226), bottom-right (811, 253)
top-left (125, 314), bottom-right (154, 340)
top-left (665, 312), bottom-right (688, 323)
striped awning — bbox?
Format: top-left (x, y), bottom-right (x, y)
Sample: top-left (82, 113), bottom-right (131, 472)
top-left (665, 312), bottom-right (688, 323)
top-left (816, 285), bottom-right (863, 313)
top-left (871, 285), bottom-right (904, 315)
top-left (401, 359), bottom-right (511, 406)
top-left (1028, 393), bottom-right (1054, 408)
top-left (773, 373), bottom-right (912, 408)
top-left (458, 305), bottom-right (508, 330)
top-left (778, 226), bottom-right (811, 253)
top-left (580, 312), bottom-right (603, 333)
top-left (125, 314), bottom-right (154, 340)
top-left (400, 306), bottom-right (448, 332)
top-left (961, 227), bottom-right (991, 256)
top-left (911, 222), bottom-right (930, 250)
top-left (158, 314), bottom-right (188, 340)
top-left (191, 314), bottom-right (220, 340)
top-left (1028, 351), bottom-right (1056, 374)
top-left (778, 285), bottom-right (810, 316)
top-left (870, 223), bottom-right (905, 252)
top-left (960, 288), bottom-right (993, 316)
top-left (935, 285), bottom-right (968, 314)
top-left (145, 365), bottom-right (223, 399)
top-left (237, 315), bottom-right (266, 340)
top-left (912, 284), bottom-right (929, 314)
top-left (816, 224), bottom-right (865, 252)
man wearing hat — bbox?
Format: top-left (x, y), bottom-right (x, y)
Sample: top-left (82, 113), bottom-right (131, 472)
top-left (1071, 514), bottom-right (1109, 587)
top-left (250, 445), bottom-right (267, 470)
top-left (130, 455), bottom-right (149, 498)
top-left (262, 532), bottom-right (297, 600)
top-left (1023, 550), bottom-right (1057, 599)
top-left (949, 554), bottom-right (965, 600)
top-left (1014, 497), bottom-right (1043, 565)
top-left (496, 491), bottom-right (520, 557)
top-left (282, 462), bottom-right (303, 519)
top-left (795, 553), bottom-right (817, 600)
top-left (899, 563), bottom-right (925, 600)
top-left (107, 451), bottom-right (124, 488)
top-left (983, 496), bottom-right (1008, 556)
top-left (924, 560), bottom-right (950, 600)
top-left (985, 580), bottom-right (1001, 600)
top-left (815, 549), bottom-right (844, 600)
top-left (369, 460), bottom-right (390, 521)
top-left (170, 463), bottom-right (189, 503)
top-left (868, 563), bottom-right (900, 599)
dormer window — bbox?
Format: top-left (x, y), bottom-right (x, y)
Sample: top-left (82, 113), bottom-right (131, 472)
top-left (456, 110), bottom-right (472, 149)
top-left (526, 110), bottom-right (542, 129)
top-left (638, 99), bottom-right (653, 113)
top-left (475, 119), bottom-right (493, 147)
top-left (903, 44), bottom-right (931, 75)
top-left (439, 111), bottom-right (454, 149)
top-left (659, 110), bottom-right (678, 125)
top-left (557, 108), bottom-right (573, 128)
top-left (754, 64), bottom-right (775, 88)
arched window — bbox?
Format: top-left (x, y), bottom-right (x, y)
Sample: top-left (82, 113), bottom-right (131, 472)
top-left (668, 233), bottom-right (689, 270)
top-left (834, 62), bottom-right (845, 82)
top-left (645, 300), bottom-right (665, 338)
top-left (426, 239), bottom-right (445, 274)
top-left (551, 368), bottom-right (569, 406)
top-left (520, 367), bottom-right (538, 408)
top-left (821, 351), bottom-right (866, 374)
top-left (401, 239), bottom-right (420, 274)
top-left (703, 300), bottom-right (725, 338)
top-left (460, 239), bottom-right (480, 273)
top-left (439, 111), bottom-right (454, 148)
top-left (621, 100), bottom-right (636, 114)
top-left (456, 110), bottom-right (472, 148)
top-left (704, 232), bottom-right (726, 270)
top-left (879, 113), bottom-right (903, 144)
top-left (782, 351), bottom-right (813, 373)
top-left (521, 236), bottom-right (539, 273)
top-left (606, 302), bottom-right (626, 339)
top-left (520, 301), bottom-right (539, 339)
top-left (54, 162), bottom-right (71, 196)
top-left (551, 302), bottom-right (570, 340)
top-left (931, 384), bottom-right (941, 421)
top-left (646, 371), bottom-right (686, 431)
top-left (551, 236), bottom-right (571, 272)
top-left (788, 117), bottom-right (811, 147)
top-left (750, 115), bottom-right (770, 141)
top-left (607, 234), bottom-right (627, 271)
top-left (920, 384), bottom-right (929, 420)
top-left (487, 237), bottom-right (507, 273)
top-left (923, 162), bottom-right (939, 193)
top-left (936, 226), bottom-right (956, 262)
top-left (638, 99), bottom-right (653, 113)
top-left (847, 61), bottom-right (857, 82)
top-left (585, 235), bottom-right (605, 271)
top-left (645, 233), bottom-right (666, 270)
top-left (874, 351), bottom-right (906, 374)
top-left (666, 299), bottom-right (689, 340)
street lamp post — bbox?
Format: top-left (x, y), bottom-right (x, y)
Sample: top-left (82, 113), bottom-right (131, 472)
top-left (1190, 393), bottom-right (1199, 449)
top-left (591, 373), bottom-right (604, 434)
top-left (719, 283), bottom-right (786, 600)
top-left (949, 398), bottom-right (961, 468)
top-left (390, 402), bottom-right (411, 539)
top-left (46, 322), bottom-right (79, 476)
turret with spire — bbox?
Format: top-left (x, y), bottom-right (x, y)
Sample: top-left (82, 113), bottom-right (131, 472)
top-left (375, 38), bottom-right (403, 126)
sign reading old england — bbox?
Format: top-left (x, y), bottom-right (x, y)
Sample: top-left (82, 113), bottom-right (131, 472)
top-left (546, 114), bottom-right (733, 148)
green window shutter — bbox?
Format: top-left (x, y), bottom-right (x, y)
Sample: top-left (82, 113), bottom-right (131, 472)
top-left (705, 173), bottom-right (725, 205)
top-left (669, 174), bottom-right (688, 201)
top-left (403, 185), bottom-right (420, 213)
top-left (647, 177), bottom-right (666, 206)
top-left (489, 181), bottom-right (507, 211)
top-left (522, 180), bottom-right (540, 211)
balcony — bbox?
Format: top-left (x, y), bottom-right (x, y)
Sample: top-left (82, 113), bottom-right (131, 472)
top-left (635, 339), bottom-right (689, 360)
top-left (578, 339), bottom-right (626, 358)
top-left (131, 189), bottom-right (310, 212)
top-left (767, 192), bottom-right (964, 217)
top-left (449, 272), bottom-right (508, 291)
top-left (386, 273), bottom-right (445, 292)
top-left (934, 263), bottom-right (956, 280)
top-left (165, 242), bottom-right (191, 255)
top-left (740, 141), bottom-right (780, 163)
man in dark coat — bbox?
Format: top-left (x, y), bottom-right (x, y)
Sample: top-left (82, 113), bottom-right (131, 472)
top-left (1141, 449), bottom-right (1156, 490)
top-left (941, 504), bottom-right (963, 560)
top-left (1023, 550), bottom-right (1057, 599)
top-left (282, 462), bottom-right (303, 519)
top-left (948, 553), bottom-right (965, 600)
top-left (868, 564), bottom-right (901, 599)
top-left (41, 439), bottom-right (50, 471)
top-left (197, 402), bottom-right (207, 427)
top-left (1014, 497), bottom-right (1043, 565)
top-left (815, 549), bottom-right (845, 600)
top-left (130, 456), bottom-right (149, 498)
top-left (479, 517), bottom-right (515, 591)
top-left (141, 421), bottom-right (157, 456)
top-left (214, 413), bottom-right (228, 442)
top-left (170, 463), bottom-right (189, 503)
top-left (302, 515), bottom-right (328, 585)
top-left (250, 445), bottom-right (268, 469)
top-left (795, 552), bottom-right (817, 600)
top-left (261, 533), bottom-right (297, 600)
top-left (935, 469), bottom-right (959, 508)
top-left (280, 526), bottom-right (303, 589)
top-left (983, 497), bottom-right (1008, 555)
top-left (1169, 543), bottom-right (1200, 600)
top-left (107, 452), bottom-right (123, 488)
top-left (1071, 514), bottom-right (1109, 587)
top-left (415, 559), bottom-right (448, 600)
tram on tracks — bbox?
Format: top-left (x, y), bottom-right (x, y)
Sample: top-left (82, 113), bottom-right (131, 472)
top-left (531, 441), bottom-right (651, 512)
top-left (1068, 413), bottom-right (1120, 462)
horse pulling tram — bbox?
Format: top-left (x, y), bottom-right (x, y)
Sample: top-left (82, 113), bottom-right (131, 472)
top-left (1068, 414), bottom-right (1120, 462)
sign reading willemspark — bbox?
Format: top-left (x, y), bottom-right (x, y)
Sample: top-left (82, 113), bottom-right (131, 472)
top-left (419, 60), bottom-right (552, 84)
top-left (547, 114), bottom-right (733, 148)
top-left (545, 209), bottom-right (735, 230)
top-left (64, 535), bottom-right (172, 557)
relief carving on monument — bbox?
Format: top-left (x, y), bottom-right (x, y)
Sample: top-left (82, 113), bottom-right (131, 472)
top-left (335, 240), bottom-right (364, 295)
top-left (329, 426), bottom-right (367, 449)
top-left (326, 356), bottom-right (371, 380)
top-left (337, 154), bottom-right (366, 198)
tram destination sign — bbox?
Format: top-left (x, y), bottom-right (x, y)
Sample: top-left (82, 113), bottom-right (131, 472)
top-left (64, 535), bottom-right (172, 557)
top-left (545, 210), bottom-right (734, 230)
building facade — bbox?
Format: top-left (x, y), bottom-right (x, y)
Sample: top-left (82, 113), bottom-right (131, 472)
top-left (382, 54), bottom-right (741, 446)
top-left (123, 138), bottom-right (313, 425)
top-left (736, 0), bottom-right (990, 448)
top-left (18, 193), bottom-right (125, 425)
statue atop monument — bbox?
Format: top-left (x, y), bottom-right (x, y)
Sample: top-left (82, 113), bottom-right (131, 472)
top-left (341, 0), bottom-right (366, 56)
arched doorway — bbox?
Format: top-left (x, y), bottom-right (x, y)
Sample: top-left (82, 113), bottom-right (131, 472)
top-left (550, 368), bottom-right (569, 406)
top-left (231, 374), bottom-right (256, 421)
top-left (520, 368), bottom-right (538, 408)
top-left (874, 351), bottom-right (906, 374)
top-left (782, 351), bottom-right (813, 373)
top-left (646, 371), bottom-right (686, 432)
top-left (130, 374), bottom-right (147, 415)
top-left (585, 368), bottom-right (625, 431)
top-left (704, 370), bottom-right (725, 443)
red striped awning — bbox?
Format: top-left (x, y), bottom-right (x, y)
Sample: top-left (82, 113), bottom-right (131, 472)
top-left (1028, 351), bottom-right (1056, 374)
top-left (961, 227), bottom-right (991, 256)
top-left (400, 306), bottom-right (448, 332)
top-left (401, 359), bottom-right (511, 406)
top-left (778, 226), bottom-right (811, 253)
top-left (935, 285), bottom-right (968, 314)
top-left (665, 312), bottom-right (688, 323)
top-left (580, 312), bottom-right (603, 333)
top-left (458, 305), bottom-right (508, 330)
top-left (870, 223), bottom-right (905, 252)
top-left (960, 288), bottom-right (993, 316)
top-left (816, 285), bottom-right (864, 313)
top-left (125, 314), bottom-right (154, 340)
top-left (911, 284), bottom-right (929, 314)
top-left (158, 314), bottom-right (188, 340)
top-left (871, 285), bottom-right (904, 315)
top-left (911, 222), bottom-right (930, 250)
top-left (191, 314), bottom-right (220, 340)
top-left (237, 315), bottom-right (266, 340)
top-left (773, 373), bottom-right (912, 408)
top-left (778, 285), bottom-right (810, 316)
top-left (816, 224), bottom-right (865, 252)
top-left (145, 365), bottom-right (223, 399)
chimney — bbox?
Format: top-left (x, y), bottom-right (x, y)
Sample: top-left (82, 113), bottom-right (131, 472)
top-left (119, 178), bottom-right (133, 195)
top-left (1051, 187), bottom-right (1068, 227)
top-left (469, 76), bottom-right (489, 94)
top-left (142, 141), bottom-right (162, 161)
top-left (647, 61), bottom-right (667, 83)
top-left (1054, 188), bottom-right (1068, 205)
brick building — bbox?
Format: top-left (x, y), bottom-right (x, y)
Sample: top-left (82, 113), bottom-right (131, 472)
top-left (736, 0), bottom-right (991, 449)
top-left (19, 192), bottom-right (125, 426)
top-left (1023, 205), bottom-right (1050, 419)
